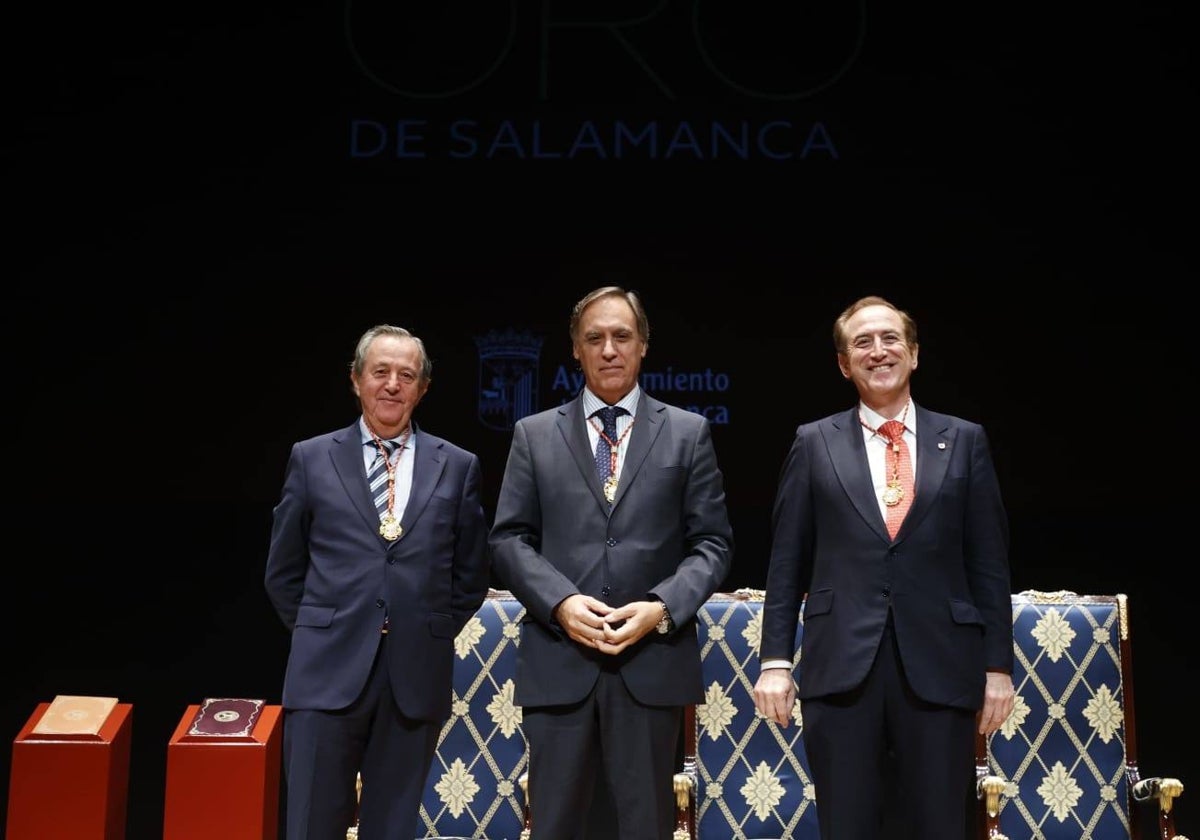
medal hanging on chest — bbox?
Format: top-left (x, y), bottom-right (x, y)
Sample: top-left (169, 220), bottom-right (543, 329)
top-left (858, 405), bottom-right (910, 509)
top-left (882, 441), bottom-right (904, 506)
top-left (603, 474), bottom-right (619, 504)
top-left (379, 515), bottom-right (403, 540)
top-left (369, 427), bottom-right (411, 541)
top-left (591, 413), bottom-right (635, 505)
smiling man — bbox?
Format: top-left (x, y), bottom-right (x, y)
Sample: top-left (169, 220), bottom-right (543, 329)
top-left (265, 324), bottom-right (489, 840)
top-left (753, 295), bottom-right (1015, 840)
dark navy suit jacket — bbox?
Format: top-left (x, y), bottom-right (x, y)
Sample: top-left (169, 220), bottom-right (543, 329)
top-left (265, 420), bottom-right (490, 722)
top-left (760, 404), bottom-right (1012, 710)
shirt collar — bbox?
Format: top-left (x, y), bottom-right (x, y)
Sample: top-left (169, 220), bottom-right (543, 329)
top-left (582, 386), bottom-right (640, 419)
top-left (858, 399), bottom-right (913, 433)
top-left (358, 417), bottom-right (415, 449)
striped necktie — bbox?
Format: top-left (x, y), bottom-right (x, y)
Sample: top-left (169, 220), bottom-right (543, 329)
top-left (367, 439), bottom-right (397, 519)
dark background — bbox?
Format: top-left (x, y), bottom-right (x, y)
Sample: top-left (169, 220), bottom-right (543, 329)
top-left (4, 2), bottom-right (1194, 838)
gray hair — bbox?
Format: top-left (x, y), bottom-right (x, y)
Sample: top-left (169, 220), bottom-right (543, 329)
top-left (350, 324), bottom-right (433, 381)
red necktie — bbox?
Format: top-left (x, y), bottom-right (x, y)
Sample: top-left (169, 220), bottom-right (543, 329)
top-left (879, 420), bottom-right (913, 538)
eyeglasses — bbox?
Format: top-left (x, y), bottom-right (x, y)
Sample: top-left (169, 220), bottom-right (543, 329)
top-left (846, 332), bottom-right (905, 352)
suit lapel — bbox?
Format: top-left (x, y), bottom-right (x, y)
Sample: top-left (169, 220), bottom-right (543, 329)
top-left (611, 393), bottom-right (664, 508)
top-left (400, 425), bottom-right (445, 538)
top-left (825, 407), bottom-right (891, 542)
top-left (331, 422), bottom-right (381, 534)
top-left (898, 406), bottom-right (953, 538)
top-left (559, 398), bottom-right (609, 509)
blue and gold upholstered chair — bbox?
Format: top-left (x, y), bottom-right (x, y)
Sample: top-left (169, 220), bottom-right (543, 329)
top-left (976, 590), bottom-right (1188, 840)
top-left (681, 589), bottom-right (819, 840)
top-left (349, 590), bottom-right (529, 840)
top-left (418, 590), bottom-right (529, 839)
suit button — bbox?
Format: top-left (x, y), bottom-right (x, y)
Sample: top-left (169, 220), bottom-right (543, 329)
top-left (387, 556), bottom-right (397, 565)
top-left (881, 586), bottom-right (891, 597)
top-left (601, 586), bottom-right (612, 596)
top-left (375, 598), bottom-right (386, 608)
top-left (606, 538), bottom-right (617, 546)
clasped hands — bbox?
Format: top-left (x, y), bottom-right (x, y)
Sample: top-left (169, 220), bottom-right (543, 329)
top-left (555, 593), bottom-right (660, 654)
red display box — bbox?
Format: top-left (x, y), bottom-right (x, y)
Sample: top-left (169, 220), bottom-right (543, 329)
top-left (162, 702), bottom-right (283, 840)
top-left (6, 701), bottom-right (133, 840)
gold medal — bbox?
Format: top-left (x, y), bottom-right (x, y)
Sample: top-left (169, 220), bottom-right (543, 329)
top-left (882, 483), bottom-right (904, 507)
top-left (380, 516), bottom-right (403, 541)
top-left (603, 475), bottom-right (618, 503)
top-left (590, 411), bottom-right (635, 506)
top-left (367, 427), bottom-right (412, 542)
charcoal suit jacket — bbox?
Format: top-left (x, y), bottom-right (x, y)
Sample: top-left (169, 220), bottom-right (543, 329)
top-left (490, 392), bottom-right (734, 708)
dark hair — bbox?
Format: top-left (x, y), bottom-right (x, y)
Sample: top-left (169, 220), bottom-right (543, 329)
top-left (832, 295), bottom-right (918, 352)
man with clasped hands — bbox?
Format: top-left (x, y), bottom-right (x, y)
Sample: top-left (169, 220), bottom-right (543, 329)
top-left (490, 286), bottom-right (734, 839)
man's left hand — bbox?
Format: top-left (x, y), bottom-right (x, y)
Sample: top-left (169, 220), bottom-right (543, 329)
top-left (595, 601), bottom-right (662, 654)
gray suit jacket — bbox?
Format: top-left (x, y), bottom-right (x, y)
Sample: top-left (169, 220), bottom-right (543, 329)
top-left (489, 392), bottom-right (734, 707)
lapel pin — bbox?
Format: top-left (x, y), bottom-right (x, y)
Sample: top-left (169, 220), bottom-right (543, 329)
top-left (937, 442), bottom-right (946, 450)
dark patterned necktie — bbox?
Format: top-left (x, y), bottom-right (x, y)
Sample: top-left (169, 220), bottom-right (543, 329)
top-left (594, 407), bottom-right (619, 482)
top-left (593, 406), bottom-right (628, 503)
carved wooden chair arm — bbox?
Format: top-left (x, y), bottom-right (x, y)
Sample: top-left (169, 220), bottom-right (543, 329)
top-left (1132, 776), bottom-right (1184, 813)
top-left (1131, 775), bottom-right (1189, 840)
top-left (974, 773), bottom-right (1010, 840)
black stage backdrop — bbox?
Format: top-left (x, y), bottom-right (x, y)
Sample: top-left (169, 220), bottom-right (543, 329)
top-left (4, 3), bottom-right (1194, 838)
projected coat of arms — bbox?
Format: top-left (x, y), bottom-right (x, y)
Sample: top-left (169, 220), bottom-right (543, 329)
top-left (475, 329), bottom-right (543, 431)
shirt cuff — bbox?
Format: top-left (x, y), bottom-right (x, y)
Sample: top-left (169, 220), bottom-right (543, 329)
top-left (760, 658), bottom-right (793, 671)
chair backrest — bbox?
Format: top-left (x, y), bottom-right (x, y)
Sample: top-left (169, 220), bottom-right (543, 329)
top-left (687, 590), bottom-right (819, 840)
top-left (417, 590), bottom-right (528, 840)
top-left (409, 589), bottom-right (1173, 840)
top-left (979, 591), bottom-right (1136, 840)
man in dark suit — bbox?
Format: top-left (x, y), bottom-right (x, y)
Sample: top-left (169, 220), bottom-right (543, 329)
top-left (753, 295), bottom-right (1015, 840)
top-left (490, 286), bottom-right (734, 840)
top-left (265, 324), bottom-right (490, 840)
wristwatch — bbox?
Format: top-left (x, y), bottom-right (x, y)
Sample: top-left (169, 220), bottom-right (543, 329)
top-left (655, 602), bottom-right (673, 635)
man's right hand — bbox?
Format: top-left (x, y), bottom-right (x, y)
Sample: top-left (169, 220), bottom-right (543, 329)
top-left (554, 594), bottom-right (614, 649)
top-left (753, 669), bottom-right (797, 727)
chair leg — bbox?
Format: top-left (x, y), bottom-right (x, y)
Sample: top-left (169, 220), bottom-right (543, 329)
top-left (519, 771), bottom-right (532, 840)
top-left (673, 771), bottom-right (695, 840)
